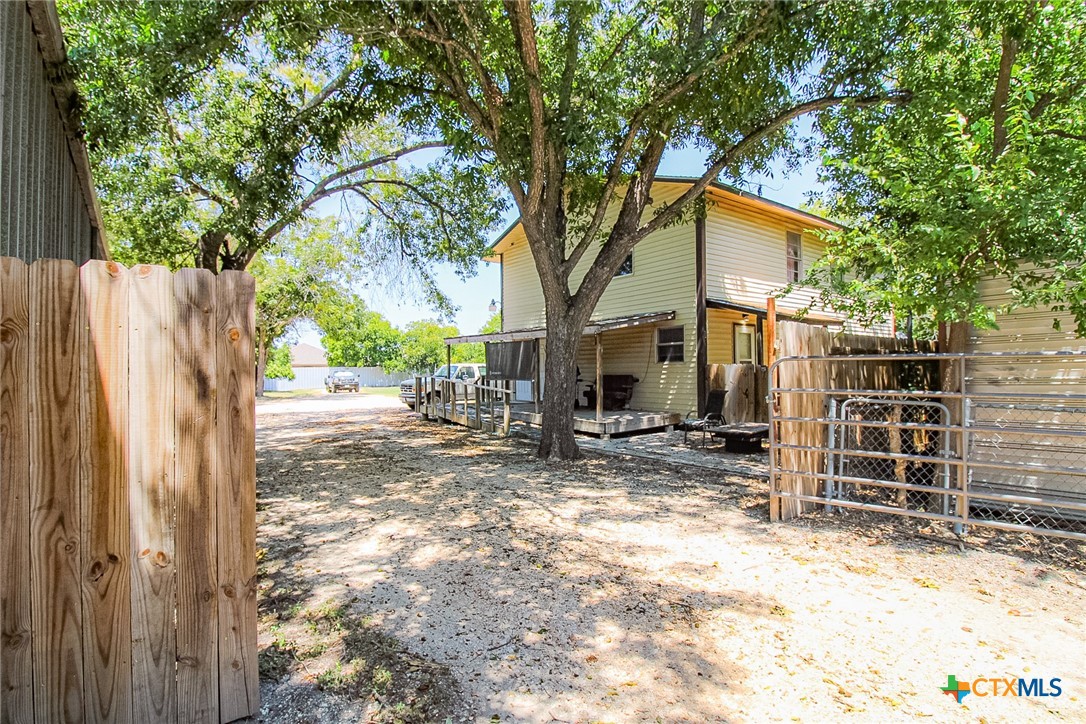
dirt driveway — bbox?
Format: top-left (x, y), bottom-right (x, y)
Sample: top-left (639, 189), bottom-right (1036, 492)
top-left (256, 393), bottom-right (1085, 723)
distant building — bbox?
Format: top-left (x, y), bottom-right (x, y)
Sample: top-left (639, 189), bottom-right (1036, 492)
top-left (290, 343), bottom-right (328, 367)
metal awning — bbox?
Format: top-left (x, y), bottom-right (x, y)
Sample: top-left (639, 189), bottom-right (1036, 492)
top-left (444, 310), bottom-right (676, 345)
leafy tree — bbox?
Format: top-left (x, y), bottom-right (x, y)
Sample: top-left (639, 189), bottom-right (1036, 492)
top-left (810, 0), bottom-right (1086, 338)
top-left (61, 0), bottom-right (503, 303)
top-left (455, 312), bottom-right (503, 363)
top-left (251, 218), bottom-right (357, 395)
top-left (392, 320), bottom-right (460, 374)
top-left (318, 299), bottom-right (403, 368)
top-left (480, 312), bottom-right (502, 335)
top-left (264, 344), bottom-right (296, 381)
top-left (295, 0), bottom-right (924, 458)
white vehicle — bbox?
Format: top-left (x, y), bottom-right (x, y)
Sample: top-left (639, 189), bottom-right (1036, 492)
top-left (399, 363), bottom-right (487, 409)
top-left (324, 369), bottom-right (359, 393)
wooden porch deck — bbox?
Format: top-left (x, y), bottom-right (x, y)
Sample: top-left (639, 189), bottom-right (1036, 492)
top-left (414, 377), bottom-right (682, 439)
top-left (508, 403), bottom-right (683, 439)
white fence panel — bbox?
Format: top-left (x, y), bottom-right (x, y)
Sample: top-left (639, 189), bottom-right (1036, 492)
top-left (265, 366), bottom-right (410, 391)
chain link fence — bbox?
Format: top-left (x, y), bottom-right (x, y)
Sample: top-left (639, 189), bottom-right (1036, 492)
top-left (769, 352), bottom-right (1086, 541)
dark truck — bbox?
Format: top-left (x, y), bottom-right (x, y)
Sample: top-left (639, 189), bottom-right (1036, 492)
top-left (324, 369), bottom-right (360, 393)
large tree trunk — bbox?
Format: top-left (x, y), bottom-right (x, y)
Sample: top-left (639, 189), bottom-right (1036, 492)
top-left (255, 333), bottom-right (268, 398)
top-left (538, 311), bottom-right (583, 460)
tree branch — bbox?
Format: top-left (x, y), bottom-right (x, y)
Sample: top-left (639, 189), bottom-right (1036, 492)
top-left (572, 0), bottom-right (788, 272)
top-left (504, 0), bottom-right (548, 215)
top-left (260, 141), bottom-right (446, 242)
top-left (990, 29), bottom-right (1018, 161)
top-left (638, 92), bottom-right (911, 241)
top-left (1042, 129), bottom-right (1086, 143)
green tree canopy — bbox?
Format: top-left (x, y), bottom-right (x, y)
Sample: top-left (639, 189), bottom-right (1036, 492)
top-left (251, 217), bottom-right (358, 394)
top-left (317, 299), bottom-right (403, 368)
top-left (392, 320), bottom-right (459, 374)
top-left (298, 0), bottom-right (930, 458)
top-left (810, 0), bottom-right (1086, 335)
top-left (61, 0), bottom-right (504, 298)
top-left (64, 0), bottom-right (962, 458)
top-left (264, 345), bottom-right (295, 381)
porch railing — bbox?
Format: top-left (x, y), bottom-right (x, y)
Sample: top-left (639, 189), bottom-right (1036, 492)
top-left (415, 376), bottom-right (514, 436)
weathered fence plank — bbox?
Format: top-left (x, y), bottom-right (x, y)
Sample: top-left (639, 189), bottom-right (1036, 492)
top-left (214, 272), bottom-right (258, 722)
top-left (79, 260), bottom-right (132, 723)
top-left (771, 320), bottom-right (936, 521)
top-left (28, 259), bottom-right (85, 722)
top-left (0, 256), bottom-right (256, 722)
top-left (0, 257), bottom-right (34, 723)
top-left (174, 269), bottom-right (219, 724)
top-left (773, 321), bottom-right (830, 521)
top-left (129, 265), bottom-right (178, 723)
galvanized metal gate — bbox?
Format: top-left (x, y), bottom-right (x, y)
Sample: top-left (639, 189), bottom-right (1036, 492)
top-left (768, 352), bottom-right (1086, 541)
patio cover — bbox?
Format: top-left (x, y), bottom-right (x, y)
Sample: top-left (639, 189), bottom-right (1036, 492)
top-left (444, 310), bottom-right (676, 345)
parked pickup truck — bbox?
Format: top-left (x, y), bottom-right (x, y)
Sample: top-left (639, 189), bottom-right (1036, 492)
top-left (399, 363), bottom-right (487, 409)
top-left (324, 370), bottom-right (360, 393)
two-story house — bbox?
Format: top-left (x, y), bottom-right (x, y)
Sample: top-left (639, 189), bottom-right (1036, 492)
top-left (447, 176), bottom-right (850, 422)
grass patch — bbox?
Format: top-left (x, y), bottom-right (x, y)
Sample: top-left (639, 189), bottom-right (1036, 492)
top-left (261, 389), bottom-right (327, 399)
top-left (361, 386), bottom-right (403, 398)
top-left (260, 599), bottom-right (459, 723)
top-left (259, 626), bottom-right (298, 681)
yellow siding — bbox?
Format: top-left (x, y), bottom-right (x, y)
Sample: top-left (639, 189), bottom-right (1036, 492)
top-left (573, 324), bottom-right (698, 414)
top-left (501, 183), bottom-right (697, 329)
top-left (703, 195), bottom-right (826, 314)
top-left (707, 308), bottom-right (758, 365)
top-left (501, 183), bottom-right (699, 413)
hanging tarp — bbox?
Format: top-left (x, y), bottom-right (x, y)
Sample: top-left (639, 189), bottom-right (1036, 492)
top-left (485, 340), bottom-right (536, 381)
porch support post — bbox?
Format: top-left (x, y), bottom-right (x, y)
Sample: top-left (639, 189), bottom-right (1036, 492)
top-left (446, 344), bottom-right (452, 373)
top-left (533, 338), bottom-right (541, 413)
top-left (695, 214), bottom-right (708, 417)
top-left (595, 333), bottom-right (603, 422)
top-left (765, 297), bottom-right (777, 372)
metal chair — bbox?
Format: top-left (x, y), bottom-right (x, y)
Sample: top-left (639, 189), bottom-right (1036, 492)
top-left (679, 389), bottom-right (726, 446)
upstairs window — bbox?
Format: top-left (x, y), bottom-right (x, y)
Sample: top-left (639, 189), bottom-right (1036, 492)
top-left (786, 231), bottom-right (802, 283)
top-left (656, 326), bottom-right (685, 363)
top-left (614, 253), bottom-right (633, 277)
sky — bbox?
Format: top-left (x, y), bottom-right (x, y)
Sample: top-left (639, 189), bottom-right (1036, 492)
top-left (296, 124), bottom-right (826, 349)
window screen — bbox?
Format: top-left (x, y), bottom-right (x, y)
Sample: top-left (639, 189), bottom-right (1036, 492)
top-left (656, 326), bottom-right (685, 363)
top-left (786, 231), bottom-right (802, 283)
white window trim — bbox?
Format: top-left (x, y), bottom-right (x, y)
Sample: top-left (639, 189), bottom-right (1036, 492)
top-left (733, 323), bottom-right (757, 364)
top-left (656, 325), bottom-right (685, 363)
top-left (786, 230), bottom-right (803, 284)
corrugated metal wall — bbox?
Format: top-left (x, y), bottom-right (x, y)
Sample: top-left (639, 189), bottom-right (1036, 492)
top-left (0, 1), bottom-right (97, 264)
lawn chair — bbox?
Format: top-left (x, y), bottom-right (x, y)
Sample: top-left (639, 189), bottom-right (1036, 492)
top-left (679, 389), bottom-right (726, 446)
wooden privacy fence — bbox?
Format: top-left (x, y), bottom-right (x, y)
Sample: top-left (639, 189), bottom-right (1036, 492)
top-left (0, 258), bottom-right (257, 723)
top-left (770, 320), bottom-right (935, 521)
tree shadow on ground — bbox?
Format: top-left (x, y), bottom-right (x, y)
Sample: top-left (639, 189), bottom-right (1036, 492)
top-left (255, 409), bottom-right (788, 721)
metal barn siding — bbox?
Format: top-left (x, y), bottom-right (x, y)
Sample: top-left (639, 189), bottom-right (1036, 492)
top-left (0, 1), bottom-right (104, 264)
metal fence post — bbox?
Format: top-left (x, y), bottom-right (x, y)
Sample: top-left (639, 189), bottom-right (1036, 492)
top-left (825, 396), bottom-right (837, 512)
top-left (956, 357), bottom-right (968, 536)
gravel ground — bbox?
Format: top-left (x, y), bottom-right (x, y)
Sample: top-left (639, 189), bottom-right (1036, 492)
top-left (255, 393), bottom-right (1085, 723)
